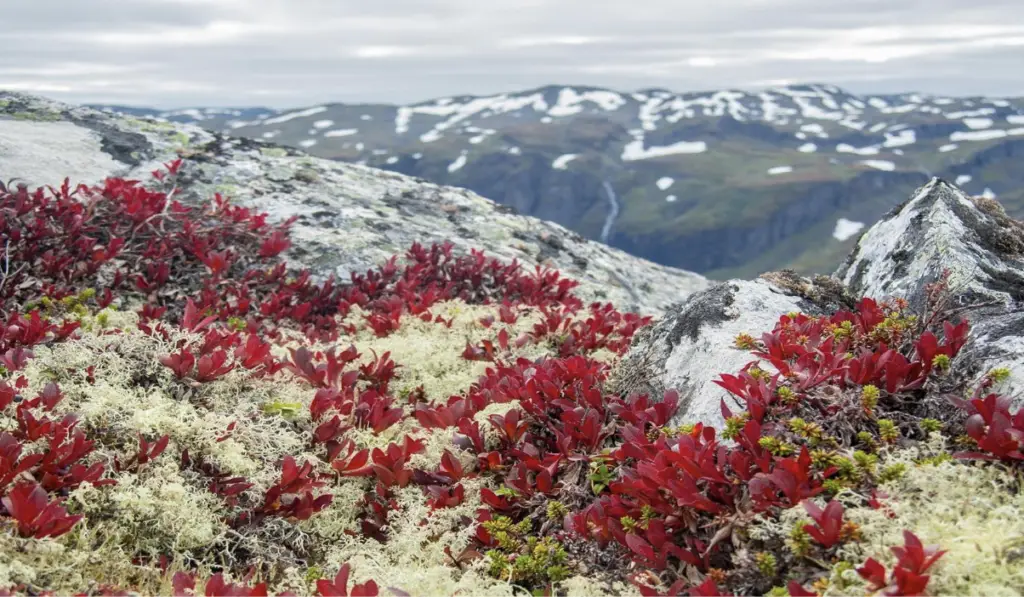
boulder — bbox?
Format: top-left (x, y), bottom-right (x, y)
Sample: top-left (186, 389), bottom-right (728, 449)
top-left (837, 177), bottom-right (1024, 402)
top-left (0, 91), bottom-right (708, 315)
top-left (616, 176), bottom-right (1024, 428)
top-left (611, 272), bottom-right (851, 429)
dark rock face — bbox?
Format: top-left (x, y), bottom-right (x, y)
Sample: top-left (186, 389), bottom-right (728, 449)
top-left (611, 170), bottom-right (930, 273)
top-left (455, 153), bottom-right (608, 233)
top-left (65, 113), bottom-right (153, 166)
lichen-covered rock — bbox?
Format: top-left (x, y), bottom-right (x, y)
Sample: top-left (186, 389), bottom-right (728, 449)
top-left (611, 276), bottom-right (845, 428)
top-left (0, 91), bottom-right (707, 315)
top-left (836, 177), bottom-right (1024, 402)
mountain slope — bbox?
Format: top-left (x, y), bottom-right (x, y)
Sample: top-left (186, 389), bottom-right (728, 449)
top-left (90, 84), bottom-right (1024, 278)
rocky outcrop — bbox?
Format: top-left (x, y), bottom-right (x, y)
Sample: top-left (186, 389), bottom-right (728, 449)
top-left (0, 92), bottom-right (708, 315)
top-left (617, 177), bottom-right (1024, 427)
top-left (612, 273), bottom-right (851, 429)
top-left (837, 177), bottom-right (1024, 402)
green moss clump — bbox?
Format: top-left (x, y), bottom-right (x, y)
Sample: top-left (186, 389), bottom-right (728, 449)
top-left (755, 552), bottom-right (777, 577)
top-left (481, 516), bottom-right (571, 588)
top-left (861, 384), bottom-right (879, 413)
top-left (787, 523), bottom-right (812, 557)
top-left (486, 536), bottom-right (569, 587)
top-left (877, 419), bottom-right (899, 443)
top-left (722, 413), bottom-right (750, 440)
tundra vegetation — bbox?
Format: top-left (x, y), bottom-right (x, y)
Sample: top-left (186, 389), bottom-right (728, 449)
top-left (0, 161), bottom-right (1022, 596)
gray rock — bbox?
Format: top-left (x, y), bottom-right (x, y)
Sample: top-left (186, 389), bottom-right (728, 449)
top-left (0, 91), bottom-right (708, 315)
top-left (837, 177), bottom-right (1024, 402)
top-left (614, 175), bottom-right (1024, 429)
top-left (612, 276), bottom-right (841, 429)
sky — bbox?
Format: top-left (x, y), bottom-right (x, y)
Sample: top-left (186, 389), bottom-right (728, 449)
top-left (2, 0), bottom-right (1024, 109)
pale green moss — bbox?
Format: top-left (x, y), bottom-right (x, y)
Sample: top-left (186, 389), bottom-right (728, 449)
top-left (69, 459), bottom-right (228, 554)
top-left (313, 478), bottom-right (521, 596)
top-left (754, 435), bottom-right (1024, 597)
top-left (10, 110), bottom-right (61, 122)
top-left (837, 452), bottom-right (1024, 595)
top-left (561, 575), bottom-right (642, 597)
top-left (331, 301), bottom-right (548, 404)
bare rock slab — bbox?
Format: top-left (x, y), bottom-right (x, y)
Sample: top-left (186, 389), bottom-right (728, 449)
top-left (613, 276), bottom-right (845, 429)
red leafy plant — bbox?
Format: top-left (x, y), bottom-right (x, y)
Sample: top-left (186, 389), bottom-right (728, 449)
top-left (857, 531), bottom-right (946, 596)
top-left (316, 563), bottom-right (379, 597)
top-left (0, 481), bottom-right (82, 539)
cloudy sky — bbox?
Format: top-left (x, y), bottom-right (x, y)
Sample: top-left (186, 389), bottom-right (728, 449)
top-left (2, 0), bottom-right (1023, 108)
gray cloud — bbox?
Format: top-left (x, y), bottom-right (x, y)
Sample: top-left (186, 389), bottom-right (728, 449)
top-left (2, 0), bottom-right (1023, 107)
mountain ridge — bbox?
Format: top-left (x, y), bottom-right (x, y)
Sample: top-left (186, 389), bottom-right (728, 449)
top-left (87, 83), bottom-right (1024, 278)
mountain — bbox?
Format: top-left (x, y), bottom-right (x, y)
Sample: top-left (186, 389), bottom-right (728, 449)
top-left (89, 84), bottom-right (1024, 279)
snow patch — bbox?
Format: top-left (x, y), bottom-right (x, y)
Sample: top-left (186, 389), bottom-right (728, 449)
top-left (656, 177), bottom-right (674, 190)
top-left (1008, 115), bottom-right (1024, 125)
top-left (798, 142), bottom-right (817, 153)
top-left (552, 154), bottom-right (578, 170)
top-left (298, 139), bottom-right (317, 148)
top-left (950, 129), bottom-right (1008, 142)
top-left (833, 218), bottom-right (865, 241)
top-left (420, 129), bottom-right (443, 143)
top-left (963, 118), bottom-right (994, 129)
top-left (767, 165), bottom-right (793, 175)
top-left (262, 106), bottom-right (328, 125)
top-left (860, 159), bottom-right (895, 171)
top-left (955, 174), bottom-right (972, 186)
top-left (836, 143), bottom-right (880, 156)
top-left (393, 92), bottom-right (549, 136)
top-left (982, 188), bottom-right (997, 199)
top-left (385, 156), bottom-right (399, 165)
top-left (548, 87), bottom-right (626, 117)
top-left (324, 128), bottom-right (358, 137)
top-left (665, 195), bottom-right (677, 203)
top-left (622, 138), bottom-right (707, 161)
top-left (447, 152), bottom-right (468, 173)
top-left (507, 147), bottom-right (521, 155)
top-left (945, 107), bottom-right (996, 119)
top-left (799, 123), bottom-right (828, 137)
top-left (883, 129), bottom-right (916, 148)
top-left (312, 120), bottom-right (334, 129)
top-left (939, 143), bottom-right (958, 152)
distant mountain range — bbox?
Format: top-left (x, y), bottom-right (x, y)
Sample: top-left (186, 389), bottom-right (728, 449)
top-left (91, 83), bottom-right (1024, 279)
